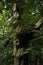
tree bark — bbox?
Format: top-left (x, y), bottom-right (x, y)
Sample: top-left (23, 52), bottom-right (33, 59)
top-left (13, 3), bottom-right (21, 65)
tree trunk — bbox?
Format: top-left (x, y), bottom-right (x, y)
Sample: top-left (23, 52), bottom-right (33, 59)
top-left (13, 3), bottom-right (21, 65)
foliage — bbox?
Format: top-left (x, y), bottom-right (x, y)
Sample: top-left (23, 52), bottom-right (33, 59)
top-left (0, 1), bottom-right (13, 65)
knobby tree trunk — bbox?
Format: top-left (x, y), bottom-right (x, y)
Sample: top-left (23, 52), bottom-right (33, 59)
top-left (13, 3), bottom-right (22, 65)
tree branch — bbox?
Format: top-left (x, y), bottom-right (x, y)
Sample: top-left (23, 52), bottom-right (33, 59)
top-left (34, 17), bottom-right (43, 29)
